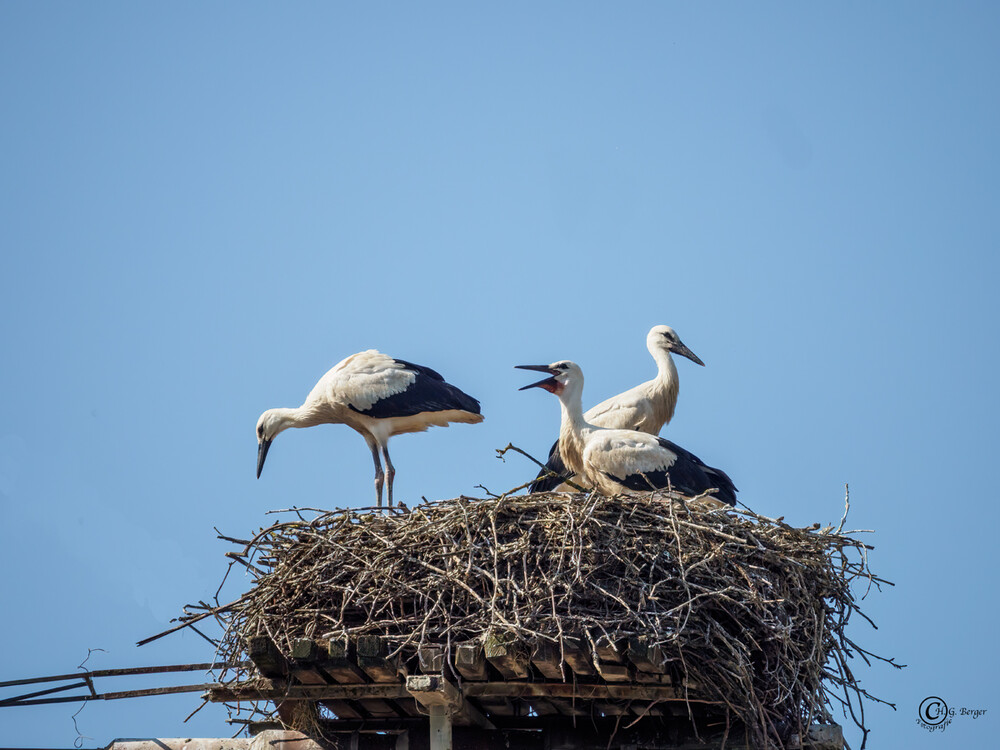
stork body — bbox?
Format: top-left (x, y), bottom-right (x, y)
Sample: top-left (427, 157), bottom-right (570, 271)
top-left (518, 361), bottom-right (736, 505)
top-left (530, 326), bottom-right (704, 493)
top-left (256, 350), bottom-right (483, 507)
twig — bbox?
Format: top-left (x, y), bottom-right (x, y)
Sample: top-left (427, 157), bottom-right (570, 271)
top-left (496, 443), bottom-right (589, 492)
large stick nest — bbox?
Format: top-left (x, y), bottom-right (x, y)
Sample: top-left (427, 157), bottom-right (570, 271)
top-left (206, 491), bottom-right (895, 747)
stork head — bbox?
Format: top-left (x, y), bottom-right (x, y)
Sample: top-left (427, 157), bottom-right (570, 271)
top-left (648, 325), bottom-right (704, 366)
top-left (515, 361), bottom-right (583, 397)
top-left (255, 408), bottom-right (295, 478)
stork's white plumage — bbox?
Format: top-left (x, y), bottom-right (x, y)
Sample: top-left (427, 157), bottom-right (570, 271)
top-left (530, 326), bottom-right (704, 493)
top-left (518, 361), bottom-right (736, 505)
top-left (256, 350), bottom-right (483, 507)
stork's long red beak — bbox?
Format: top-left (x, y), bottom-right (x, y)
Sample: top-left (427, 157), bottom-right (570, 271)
top-left (516, 364), bottom-right (561, 393)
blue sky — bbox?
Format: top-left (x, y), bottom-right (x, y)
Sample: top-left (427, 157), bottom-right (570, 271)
top-left (1, 3), bottom-right (998, 747)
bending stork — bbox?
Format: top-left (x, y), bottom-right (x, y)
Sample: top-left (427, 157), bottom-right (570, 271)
top-left (256, 350), bottom-right (483, 507)
top-left (530, 326), bottom-right (704, 493)
top-left (518, 361), bottom-right (736, 505)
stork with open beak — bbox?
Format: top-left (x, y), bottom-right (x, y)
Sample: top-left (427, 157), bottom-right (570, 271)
top-left (530, 325), bottom-right (704, 493)
top-left (518, 361), bottom-right (736, 505)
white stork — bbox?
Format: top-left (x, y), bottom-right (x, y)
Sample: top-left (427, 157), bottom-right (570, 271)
top-left (517, 361), bottom-right (736, 505)
top-left (529, 325), bottom-right (704, 493)
top-left (256, 350), bottom-right (483, 508)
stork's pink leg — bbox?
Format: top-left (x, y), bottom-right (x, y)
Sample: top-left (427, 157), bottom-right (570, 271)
top-left (381, 445), bottom-right (396, 508)
top-left (368, 440), bottom-right (384, 508)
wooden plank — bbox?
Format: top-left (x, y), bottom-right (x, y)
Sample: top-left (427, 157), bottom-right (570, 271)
top-left (355, 638), bottom-right (419, 717)
top-left (406, 675), bottom-right (461, 708)
top-left (550, 698), bottom-right (590, 716)
top-left (625, 635), bottom-right (665, 674)
top-left (628, 701), bottom-right (668, 717)
top-left (207, 683), bottom-right (409, 702)
top-left (546, 697), bottom-right (586, 717)
top-left (405, 675), bottom-right (494, 730)
top-left (319, 699), bottom-right (364, 720)
top-left (594, 701), bottom-right (630, 716)
top-left (325, 639), bottom-right (370, 683)
top-left (454, 645), bottom-right (517, 720)
top-left (469, 696), bottom-right (516, 717)
top-left (559, 638), bottom-right (595, 678)
top-left (454, 644), bottom-right (489, 681)
top-left (289, 657), bottom-right (365, 719)
top-left (594, 660), bottom-right (629, 681)
top-left (248, 635), bottom-right (287, 679)
top-left (529, 639), bottom-right (564, 681)
top-left (794, 724), bottom-right (845, 750)
top-left (207, 680), bottom-right (702, 705)
top-left (358, 699), bottom-right (404, 719)
top-left (453, 693), bottom-right (497, 729)
top-left (526, 697), bottom-right (561, 716)
top-left (418, 646), bottom-right (444, 674)
top-left (291, 638), bottom-right (326, 662)
top-left (323, 639), bottom-right (407, 719)
top-left (483, 636), bottom-right (529, 679)
top-left (593, 635), bottom-right (630, 682)
top-left (244, 640), bottom-right (305, 740)
top-left (464, 682), bottom-right (692, 703)
top-left (357, 636), bottom-right (401, 683)
top-left (291, 638), bottom-right (336, 688)
top-left (290, 638), bottom-right (368, 718)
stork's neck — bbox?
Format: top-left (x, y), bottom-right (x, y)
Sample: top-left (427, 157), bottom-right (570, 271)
top-left (648, 347), bottom-right (680, 421)
top-left (556, 382), bottom-right (591, 475)
top-left (557, 393), bottom-right (589, 435)
top-left (650, 346), bottom-right (679, 385)
top-left (272, 405), bottom-right (327, 433)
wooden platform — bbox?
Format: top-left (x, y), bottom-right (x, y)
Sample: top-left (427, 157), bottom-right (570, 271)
top-left (205, 635), bottom-right (844, 749)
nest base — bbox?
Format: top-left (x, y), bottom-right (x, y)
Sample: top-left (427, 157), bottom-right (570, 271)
top-left (204, 492), bottom-right (887, 749)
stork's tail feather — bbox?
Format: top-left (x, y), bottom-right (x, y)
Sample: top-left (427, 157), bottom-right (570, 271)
top-left (704, 466), bottom-right (738, 507)
top-left (529, 469), bottom-right (571, 493)
top-left (529, 441), bottom-right (570, 493)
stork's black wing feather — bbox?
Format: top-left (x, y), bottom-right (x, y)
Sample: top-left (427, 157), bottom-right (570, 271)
top-left (603, 437), bottom-right (737, 506)
top-left (392, 359), bottom-right (445, 382)
top-left (529, 440), bottom-right (571, 493)
top-left (349, 360), bottom-right (482, 419)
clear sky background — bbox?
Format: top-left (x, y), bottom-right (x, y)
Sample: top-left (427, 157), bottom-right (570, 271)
top-left (1, 3), bottom-right (997, 748)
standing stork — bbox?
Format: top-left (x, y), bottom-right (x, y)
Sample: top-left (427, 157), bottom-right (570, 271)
top-left (530, 325), bottom-right (704, 493)
top-left (256, 350), bottom-right (483, 507)
top-left (518, 361), bottom-right (736, 505)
